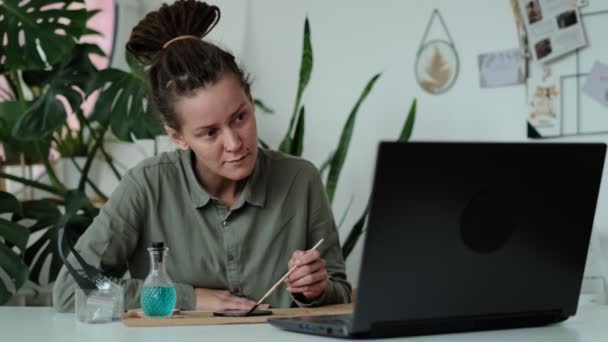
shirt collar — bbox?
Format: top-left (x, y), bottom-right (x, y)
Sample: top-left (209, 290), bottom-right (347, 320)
top-left (181, 148), bottom-right (267, 209)
top-left (241, 148), bottom-right (266, 208)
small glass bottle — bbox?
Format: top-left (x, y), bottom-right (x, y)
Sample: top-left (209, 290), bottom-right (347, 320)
top-left (140, 242), bottom-right (176, 317)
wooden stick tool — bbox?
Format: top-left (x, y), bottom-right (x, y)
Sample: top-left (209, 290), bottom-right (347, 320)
top-left (247, 238), bottom-right (325, 314)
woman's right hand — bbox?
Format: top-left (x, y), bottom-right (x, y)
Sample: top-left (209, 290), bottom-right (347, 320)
top-left (193, 288), bottom-right (269, 311)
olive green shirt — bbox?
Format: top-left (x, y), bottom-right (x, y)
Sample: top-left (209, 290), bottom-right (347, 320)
top-left (52, 148), bottom-right (351, 312)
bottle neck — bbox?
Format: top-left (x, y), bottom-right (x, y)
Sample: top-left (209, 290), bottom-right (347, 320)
top-left (150, 259), bottom-right (166, 274)
top-left (148, 248), bottom-right (168, 275)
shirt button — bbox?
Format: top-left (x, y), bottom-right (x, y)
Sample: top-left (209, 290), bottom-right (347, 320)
top-left (222, 220), bottom-right (228, 226)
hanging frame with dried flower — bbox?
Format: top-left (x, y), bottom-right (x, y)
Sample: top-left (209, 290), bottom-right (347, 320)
top-left (415, 9), bottom-right (460, 95)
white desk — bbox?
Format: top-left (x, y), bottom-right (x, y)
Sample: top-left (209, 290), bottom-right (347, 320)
top-left (2, 303), bottom-right (608, 341)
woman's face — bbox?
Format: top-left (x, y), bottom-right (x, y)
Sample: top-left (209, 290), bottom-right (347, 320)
top-left (167, 74), bottom-right (258, 186)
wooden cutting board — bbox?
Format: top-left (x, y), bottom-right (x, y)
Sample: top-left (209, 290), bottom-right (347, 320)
top-left (122, 303), bottom-right (353, 327)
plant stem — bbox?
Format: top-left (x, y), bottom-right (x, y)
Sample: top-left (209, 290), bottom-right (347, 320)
top-left (69, 157), bottom-right (108, 201)
top-left (34, 141), bottom-right (65, 191)
top-left (0, 171), bottom-right (66, 197)
top-left (77, 128), bottom-right (105, 191)
top-left (73, 110), bottom-right (122, 181)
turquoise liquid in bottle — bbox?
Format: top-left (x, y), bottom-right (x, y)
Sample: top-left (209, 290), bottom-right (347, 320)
top-left (141, 242), bottom-right (176, 318)
top-left (141, 286), bottom-right (176, 317)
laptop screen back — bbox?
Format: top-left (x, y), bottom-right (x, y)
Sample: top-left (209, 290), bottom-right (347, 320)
top-left (351, 142), bottom-right (606, 335)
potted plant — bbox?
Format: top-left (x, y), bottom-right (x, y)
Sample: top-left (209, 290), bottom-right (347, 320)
top-left (271, 18), bottom-right (417, 260)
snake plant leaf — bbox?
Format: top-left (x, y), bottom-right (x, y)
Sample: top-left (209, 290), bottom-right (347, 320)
top-left (254, 99), bottom-right (274, 114)
top-left (341, 205), bottom-right (369, 259)
top-left (318, 150), bottom-right (335, 178)
top-left (88, 55), bottom-right (163, 141)
top-left (258, 138), bottom-right (270, 149)
top-left (337, 195), bottom-right (355, 229)
top-left (340, 98), bottom-right (417, 259)
top-left (0, 0), bottom-right (98, 70)
top-left (279, 17), bottom-right (313, 153)
top-left (398, 99), bottom-right (416, 141)
top-left (12, 44), bottom-right (103, 139)
top-left (291, 106), bottom-right (305, 157)
top-left (326, 73), bottom-right (381, 203)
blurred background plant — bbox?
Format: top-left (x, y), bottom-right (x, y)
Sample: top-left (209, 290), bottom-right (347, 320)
top-left (0, 0), bottom-right (162, 304)
top-left (270, 18), bottom-right (417, 260)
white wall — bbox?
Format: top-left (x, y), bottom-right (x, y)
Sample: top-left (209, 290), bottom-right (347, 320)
top-left (108, 0), bottom-right (608, 288)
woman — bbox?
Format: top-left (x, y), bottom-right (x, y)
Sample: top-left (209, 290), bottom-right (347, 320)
top-left (52, 0), bottom-right (351, 312)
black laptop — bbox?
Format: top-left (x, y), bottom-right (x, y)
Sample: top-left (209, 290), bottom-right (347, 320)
top-left (269, 142), bottom-right (606, 338)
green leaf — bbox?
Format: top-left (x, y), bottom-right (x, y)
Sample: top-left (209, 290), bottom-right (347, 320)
top-left (20, 194), bottom-right (95, 284)
top-left (0, 0), bottom-right (98, 70)
top-left (0, 218), bottom-right (29, 252)
top-left (0, 191), bottom-right (22, 216)
top-left (88, 67), bottom-right (163, 142)
top-left (337, 195), bottom-right (355, 229)
top-left (291, 106), bottom-right (305, 157)
top-left (342, 206), bottom-right (369, 260)
top-left (0, 278), bottom-right (10, 305)
top-left (279, 17), bottom-right (313, 152)
top-left (0, 101), bottom-right (45, 162)
top-left (326, 73), bottom-right (381, 203)
top-left (0, 169), bottom-right (64, 197)
top-left (398, 99), bottom-right (417, 142)
top-left (258, 138), bottom-right (270, 149)
top-left (318, 150), bottom-right (335, 178)
top-left (23, 228), bottom-right (51, 282)
top-left (21, 199), bottom-right (62, 222)
top-left (254, 99), bottom-right (274, 114)
top-left (12, 44), bottom-right (102, 139)
top-left (0, 243), bottom-right (29, 303)
top-left (62, 190), bottom-right (97, 221)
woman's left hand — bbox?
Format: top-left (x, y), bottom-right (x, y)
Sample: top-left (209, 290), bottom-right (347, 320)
top-left (284, 249), bottom-right (328, 300)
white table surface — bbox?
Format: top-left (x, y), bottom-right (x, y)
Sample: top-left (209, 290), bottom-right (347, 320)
top-left (2, 303), bottom-right (608, 341)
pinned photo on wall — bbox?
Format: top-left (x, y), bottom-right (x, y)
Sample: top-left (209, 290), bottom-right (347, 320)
top-left (527, 67), bottom-right (562, 137)
top-left (582, 61), bottom-right (608, 108)
top-left (517, 0), bottom-right (587, 63)
top-left (571, 0), bottom-right (590, 8)
top-left (478, 48), bottom-right (526, 88)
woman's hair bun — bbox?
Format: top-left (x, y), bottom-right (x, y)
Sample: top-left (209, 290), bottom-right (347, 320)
top-left (126, 0), bottom-right (220, 65)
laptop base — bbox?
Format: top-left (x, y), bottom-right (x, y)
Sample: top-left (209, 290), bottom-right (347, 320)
top-left (269, 311), bottom-right (568, 339)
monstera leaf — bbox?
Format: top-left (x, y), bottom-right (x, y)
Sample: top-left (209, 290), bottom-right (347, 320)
top-left (0, 0), bottom-right (98, 70)
top-left (12, 44), bottom-right (104, 140)
top-left (88, 52), bottom-right (163, 141)
top-left (21, 190), bottom-right (97, 285)
top-left (0, 101), bottom-right (44, 161)
top-left (0, 191), bottom-right (30, 304)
